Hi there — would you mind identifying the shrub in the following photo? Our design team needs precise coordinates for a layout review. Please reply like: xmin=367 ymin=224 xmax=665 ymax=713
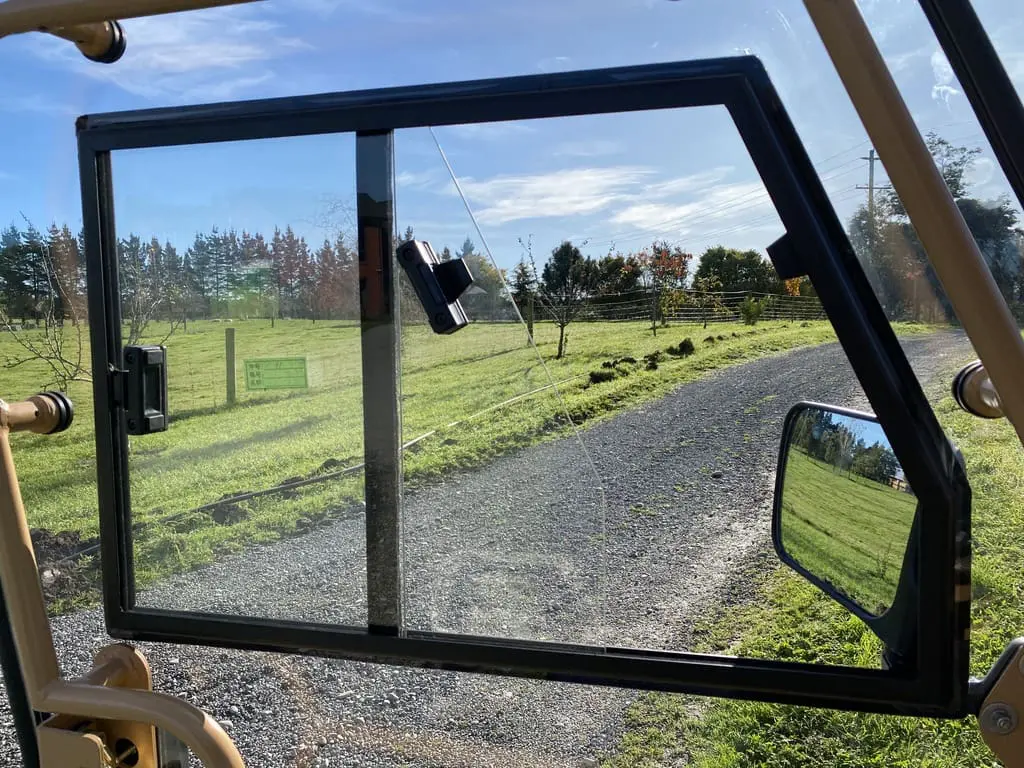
xmin=739 ymin=295 xmax=764 ymax=325
xmin=666 ymin=338 xmax=695 ymax=357
xmin=716 ymin=334 xmax=725 ymax=341
xmin=704 ymin=335 xmax=716 ymax=344
xmin=604 ymin=356 xmax=638 ymax=369
xmin=589 ymin=369 xmax=616 ymax=384
xmin=643 ymin=350 xmax=663 ymax=371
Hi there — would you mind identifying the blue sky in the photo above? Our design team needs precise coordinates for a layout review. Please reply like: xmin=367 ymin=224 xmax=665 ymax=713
xmin=1 ymin=0 xmax=1022 ymax=272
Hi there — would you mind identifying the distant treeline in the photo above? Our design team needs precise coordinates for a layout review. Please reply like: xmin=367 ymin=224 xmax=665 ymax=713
xmin=0 ymin=220 xmax=807 ymax=328
xmin=790 ymin=408 xmax=903 ymax=488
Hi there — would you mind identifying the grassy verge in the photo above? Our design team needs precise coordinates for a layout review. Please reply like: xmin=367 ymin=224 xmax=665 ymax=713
xmin=3 ymin=317 xmax=931 ymax=610
xmin=604 ymin=397 xmax=1022 ymax=768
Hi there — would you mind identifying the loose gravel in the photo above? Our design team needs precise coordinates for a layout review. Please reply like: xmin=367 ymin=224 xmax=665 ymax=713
xmin=0 ymin=333 xmax=974 ymax=767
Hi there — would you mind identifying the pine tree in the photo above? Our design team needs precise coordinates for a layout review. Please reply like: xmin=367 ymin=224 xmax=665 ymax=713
xmin=334 ymin=233 xmax=359 ymax=321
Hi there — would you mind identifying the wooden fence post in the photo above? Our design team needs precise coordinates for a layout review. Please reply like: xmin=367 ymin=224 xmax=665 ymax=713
xmin=225 ymin=327 xmax=236 ymax=405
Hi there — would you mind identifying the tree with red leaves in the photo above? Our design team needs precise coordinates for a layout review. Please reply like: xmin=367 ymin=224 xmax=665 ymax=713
xmin=623 ymin=240 xmax=693 ymax=336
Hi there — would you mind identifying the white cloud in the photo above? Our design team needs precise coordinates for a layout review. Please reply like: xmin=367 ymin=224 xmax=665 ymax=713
xmin=885 ymin=43 xmax=931 ymax=74
xmin=642 ymin=167 xmax=733 ymax=198
xmin=396 ymin=169 xmax=444 ymax=189
xmin=611 ymin=201 xmax=696 ymax=230
xmin=536 ymin=55 xmax=572 ymax=72
xmin=25 ymin=6 xmax=308 ymax=101
xmin=610 ymin=181 xmax=775 ymax=237
xmin=0 ymin=94 xmax=78 ymax=116
xmin=287 ymin=0 xmax=436 ymax=24
xmin=553 ymin=139 xmax=623 ymax=158
xmin=930 ymin=49 xmax=961 ymax=105
xmin=446 ymin=163 xmax=769 ymax=236
xmin=1004 ymin=51 xmax=1024 ymax=86
xmin=965 ymin=156 xmax=997 ymax=192
xmin=458 ymin=166 xmax=653 ymax=225
xmin=446 ymin=122 xmax=537 ymax=141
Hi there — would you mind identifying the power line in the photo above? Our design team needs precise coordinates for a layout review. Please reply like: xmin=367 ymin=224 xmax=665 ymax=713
xmin=528 ymin=126 xmax=994 ymax=259
xmin=571 ymin=152 xmax=884 ymax=251
xmin=566 ymin=137 xmax=877 ymax=248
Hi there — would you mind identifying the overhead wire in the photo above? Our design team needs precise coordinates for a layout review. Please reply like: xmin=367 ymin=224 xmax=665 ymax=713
xmin=570 ymin=150 xmax=879 ymax=250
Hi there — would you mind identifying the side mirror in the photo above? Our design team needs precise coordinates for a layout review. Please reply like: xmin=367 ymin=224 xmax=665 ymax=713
xmin=773 ymin=402 xmax=920 ymax=666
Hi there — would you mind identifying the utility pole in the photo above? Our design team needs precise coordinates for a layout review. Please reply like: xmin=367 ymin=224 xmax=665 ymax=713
xmin=857 ymin=148 xmax=878 ymax=220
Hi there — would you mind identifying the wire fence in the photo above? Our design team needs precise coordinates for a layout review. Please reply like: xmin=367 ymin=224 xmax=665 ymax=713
xmin=157 ymin=288 xmax=824 ymax=412
xmin=574 ymin=289 xmax=826 ymax=324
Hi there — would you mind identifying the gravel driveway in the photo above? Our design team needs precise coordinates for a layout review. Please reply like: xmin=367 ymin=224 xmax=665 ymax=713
xmin=0 ymin=333 xmax=974 ymax=767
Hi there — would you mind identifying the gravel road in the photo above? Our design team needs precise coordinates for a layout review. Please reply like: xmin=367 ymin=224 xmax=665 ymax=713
xmin=0 ymin=333 xmax=974 ymax=767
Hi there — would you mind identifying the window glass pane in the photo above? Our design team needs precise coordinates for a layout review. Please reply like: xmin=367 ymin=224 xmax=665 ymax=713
xmin=110 ymin=134 xmax=368 ymax=625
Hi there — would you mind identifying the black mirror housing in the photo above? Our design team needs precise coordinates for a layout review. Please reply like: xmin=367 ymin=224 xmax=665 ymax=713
xmin=772 ymin=401 xmax=921 ymax=665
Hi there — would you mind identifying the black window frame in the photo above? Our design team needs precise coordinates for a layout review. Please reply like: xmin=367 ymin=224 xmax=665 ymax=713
xmin=77 ymin=55 xmax=971 ymax=717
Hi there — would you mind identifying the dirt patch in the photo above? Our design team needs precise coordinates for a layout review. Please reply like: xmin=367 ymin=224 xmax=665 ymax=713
xmin=29 ymin=528 xmax=101 ymax=605
xmin=210 ymin=504 xmax=250 ymax=525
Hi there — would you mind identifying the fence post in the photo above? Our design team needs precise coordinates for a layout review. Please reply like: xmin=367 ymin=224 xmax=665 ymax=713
xmin=225 ymin=327 xmax=236 ymax=405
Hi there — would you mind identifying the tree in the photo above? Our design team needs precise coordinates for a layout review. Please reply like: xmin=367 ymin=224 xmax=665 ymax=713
xmin=593 ymin=252 xmax=642 ymax=295
xmin=510 ymin=247 xmax=538 ymax=340
xmin=957 ymin=196 xmax=1021 ymax=299
xmin=694 ymin=246 xmax=780 ymax=294
xmin=689 ymin=273 xmax=725 ymax=328
xmin=271 ymin=226 xmax=314 ymax=319
xmin=238 ymin=231 xmax=277 ymax=323
xmin=624 ymin=241 xmax=692 ymax=336
xmin=395 ymin=226 xmax=426 ymax=323
xmin=854 ymin=133 xmax=1022 ymax=321
xmin=457 ymin=237 xmax=476 ymax=260
xmin=119 ymin=233 xmax=184 ymax=345
xmin=0 ymin=225 xmax=89 ymax=389
xmin=455 ymin=236 xmax=509 ymax=321
xmin=881 ymin=132 xmax=981 ymax=219
xmin=333 ymin=233 xmax=359 ymax=321
xmin=537 ymin=240 xmax=596 ymax=359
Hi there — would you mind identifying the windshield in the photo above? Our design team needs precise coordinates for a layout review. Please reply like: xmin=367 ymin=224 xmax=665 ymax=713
xmin=0 ymin=2 xmax=1020 ymax=767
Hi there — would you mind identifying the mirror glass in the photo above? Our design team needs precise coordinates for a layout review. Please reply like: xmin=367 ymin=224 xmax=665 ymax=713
xmin=776 ymin=405 xmax=916 ymax=618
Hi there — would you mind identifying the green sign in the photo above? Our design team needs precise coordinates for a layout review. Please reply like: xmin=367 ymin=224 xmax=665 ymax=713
xmin=244 ymin=357 xmax=308 ymax=391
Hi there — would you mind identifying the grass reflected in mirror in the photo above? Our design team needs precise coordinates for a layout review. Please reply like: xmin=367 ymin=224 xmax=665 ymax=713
xmin=780 ymin=438 xmax=916 ymax=616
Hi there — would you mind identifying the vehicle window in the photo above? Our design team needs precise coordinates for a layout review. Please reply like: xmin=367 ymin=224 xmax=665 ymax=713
xmin=0 ymin=2 xmax=1017 ymax=767
xmin=971 ymin=0 xmax=1024 ymax=108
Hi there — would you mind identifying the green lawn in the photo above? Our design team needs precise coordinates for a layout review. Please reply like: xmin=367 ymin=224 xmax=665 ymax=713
xmin=780 ymin=449 xmax=917 ymax=616
xmin=2 ymin=316 xmax=931 ymax=607
xmin=604 ymin=399 xmax=1022 ymax=768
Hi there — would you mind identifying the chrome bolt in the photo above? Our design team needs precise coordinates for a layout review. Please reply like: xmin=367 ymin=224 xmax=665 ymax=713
xmin=981 ymin=703 xmax=1018 ymax=735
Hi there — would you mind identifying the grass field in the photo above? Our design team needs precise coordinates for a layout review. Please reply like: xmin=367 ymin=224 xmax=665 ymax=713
xmin=5 ymin=315 xmax=876 ymax=608
xmin=604 ymin=399 xmax=1022 ymax=768
xmin=779 ymin=449 xmax=917 ymax=616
